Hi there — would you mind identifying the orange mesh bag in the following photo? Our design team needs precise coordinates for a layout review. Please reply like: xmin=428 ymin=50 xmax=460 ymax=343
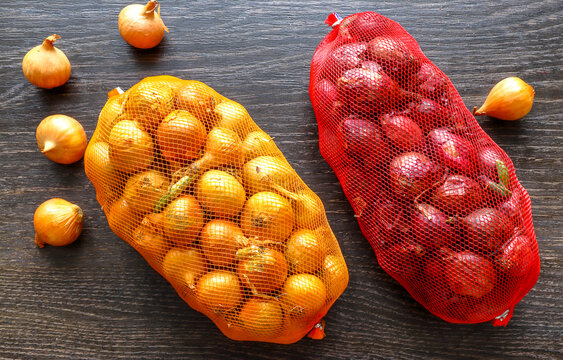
xmin=85 ymin=75 xmax=348 ymax=343
xmin=310 ymin=12 xmax=540 ymax=325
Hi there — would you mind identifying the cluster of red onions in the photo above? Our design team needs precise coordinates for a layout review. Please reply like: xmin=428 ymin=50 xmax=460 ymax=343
xmin=311 ymin=12 xmax=538 ymax=324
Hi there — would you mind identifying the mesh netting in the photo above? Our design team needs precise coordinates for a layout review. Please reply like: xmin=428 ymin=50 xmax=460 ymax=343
xmin=309 ymin=12 xmax=540 ymax=325
xmin=85 ymin=75 xmax=348 ymax=343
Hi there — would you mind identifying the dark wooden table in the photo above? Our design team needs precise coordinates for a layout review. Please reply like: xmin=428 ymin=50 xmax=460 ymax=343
xmin=1 ymin=1 xmax=561 ymax=359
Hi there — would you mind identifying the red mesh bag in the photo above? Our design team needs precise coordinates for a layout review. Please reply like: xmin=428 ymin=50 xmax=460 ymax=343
xmin=310 ymin=12 xmax=540 ymax=325
xmin=85 ymin=76 xmax=348 ymax=343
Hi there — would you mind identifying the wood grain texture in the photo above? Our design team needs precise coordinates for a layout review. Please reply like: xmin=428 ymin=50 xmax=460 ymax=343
xmin=1 ymin=0 xmax=561 ymax=359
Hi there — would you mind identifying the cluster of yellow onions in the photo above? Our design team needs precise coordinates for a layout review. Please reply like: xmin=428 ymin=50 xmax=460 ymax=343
xmin=22 ymin=1 xmax=168 ymax=90
xmin=33 ymin=114 xmax=88 ymax=248
xmin=84 ymin=77 xmax=348 ymax=343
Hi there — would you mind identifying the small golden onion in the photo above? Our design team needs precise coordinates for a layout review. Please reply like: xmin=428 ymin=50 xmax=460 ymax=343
xmin=240 ymin=191 xmax=295 ymax=243
xmin=174 ymin=81 xmax=219 ymax=127
xmin=242 ymin=156 xmax=300 ymax=196
xmin=321 ymin=254 xmax=349 ymax=301
xmin=162 ymin=247 xmax=206 ymax=288
xmin=474 ymin=77 xmax=535 ymax=121
xmin=197 ymin=170 xmax=246 ymax=219
xmin=84 ymin=141 xmax=116 ymax=207
xmin=236 ymin=245 xmax=288 ymax=293
xmin=95 ymin=89 xmax=126 ymax=142
xmin=132 ymin=213 xmax=170 ymax=270
xmin=156 ymin=110 xmax=207 ymax=163
xmin=197 ymin=270 xmax=242 ymax=313
xmin=107 ymin=197 xmax=142 ymax=241
xmin=288 ymin=191 xmax=325 ymax=229
xmin=34 ymin=198 xmax=83 ymax=248
xmin=281 ymin=274 xmax=327 ymax=319
xmin=242 ymin=131 xmax=282 ymax=161
xmin=118 ymin=0 xmax=169 ymax=49
xmin=214 ymin=100 xmax=258 ymax=139
xmin=108 ymin=120 xmax=154 ymax=173
xmin=36 ymin=114 xmax=87 ymax=164
xmin=285 ymin=229 xmax=327 ymax=274
xmin=237 ymin=298 xmax=284 ymax=337
xmin=163 ymin=195 xmax=204 ymax=245
xmin=126 ymin=81 xmax=175 ymax=133
xmin=22 ymin=34 xmax=71 ymax=89
xmin=123 ymin=170 xmax=169 ymax=215
xmin=200 ymin=220 xmax=248 ymax=267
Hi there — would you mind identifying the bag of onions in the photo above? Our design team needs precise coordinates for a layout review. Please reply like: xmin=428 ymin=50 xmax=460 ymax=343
xmin=309 ymin=12 xmax=540 ymax=325
xmin=84 ymin=75 xmax=348 ymax=343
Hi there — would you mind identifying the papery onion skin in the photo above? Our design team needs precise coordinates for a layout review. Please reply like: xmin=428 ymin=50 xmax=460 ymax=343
xmin=22 ymin=34 xmax=71 ymax=89
xmin=118 ymin=0 xmax=169 ymax=49
xmin=34 ymin=198 xmax=83 ymax=248
xmin=36 ymin=114 xmax=87 ymax=164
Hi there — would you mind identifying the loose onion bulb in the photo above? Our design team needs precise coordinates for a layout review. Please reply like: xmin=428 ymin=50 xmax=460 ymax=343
xmin=474 ymin=77 xmax=535 ymax=121
xmin=22 ymin=34 xmax=71 ymax=89
xmin=118 ymin=0 xmax=169 ymax=49
xmin=36 ymin=114 xmax=88 ymax=164
xmin=34 ymin=198 xmax=84 ymax=248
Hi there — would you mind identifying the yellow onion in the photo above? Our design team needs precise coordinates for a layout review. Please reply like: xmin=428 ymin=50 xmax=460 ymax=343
xmin=84 ymin=141 xmax=117 ymax=207
xmin=197 ymin=270 xmax=242 ymax=313
xmin=84 ymin=141 xmax=112 ymax=186
xmin=22 ymin=34 xmax=71 ymax=89
xmin=123 ymin=169 xmax=169 ymax=214
xmin=156 ymin=110 xmax=207 ymax=163
xmin=200 ymin=220 xmax=248 ymax=268
xmin=242 ymin=131 xmax=282 ymax=161
xmin=242 ymin=156 xmax=301 ymax=195
xmin=174 ymin=81 xmax=219 ymax=127
xmin=281 ymin=274 xmax=326 ymax=319
xmin=34 ymin=198 xmax=83 ymax=248
xmin=269 ymin=186 xmax=325 ymax=230
xmin=290 ymin=192 xmax=325 ymax=229
xmin=214 ymin=100 xmax=258 ymax=139
xmin=154 ymin=127 xmax=244 ymax=212
xmin=107 ymin=197 xmax=142 ymax=241
xmin=474 ymin=77 xmax=535 ymax=121
xmin=126 ymin=81 xmax=175 ymax=133
xmin=36 ymin=114 xmax=87 ymax=164
xmin=236 ymin=245 xmax=288 ymax=293
xmin=118 ymin=0 xmax=169 ymax=49
xmin=285 ymin=229 xmax=327 ymax=274
xmin=108 ymin=120 xmax=154 ymax=173
xmin=95 ymin=88 xmax=126 ymax=142
xmin=132 ymin=213 xmax=170 ymax=270
xmin=162 ymin=247 xmax=206 ymax=289
xmin=237 ymin=298 xmax=284 ymax=338
xmin=321 ymin=254 xmax=349 ymax=301
xmin=197 ymin=170 xmax=246 ymax=219
xmin=240 ymin=191 xmax=295 ymax=243
xmin=163 ymin=195 xmax=204 ymax=245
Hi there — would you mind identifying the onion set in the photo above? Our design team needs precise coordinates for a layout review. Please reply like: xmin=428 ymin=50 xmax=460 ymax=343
xmin=34 ymin=198 xmax=83 ymax=248
xmin=237 ymin=245 xmax=288 ymax=293
xmin=118 ymin=0 xmax=169 ymax=49
xmin=474 ymin=77 xmax=534 ymax=121
xmin=36 ymin=114 xmax=87 ymax=164
xmin=22 ymin=34 xmax=71 ymax=89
